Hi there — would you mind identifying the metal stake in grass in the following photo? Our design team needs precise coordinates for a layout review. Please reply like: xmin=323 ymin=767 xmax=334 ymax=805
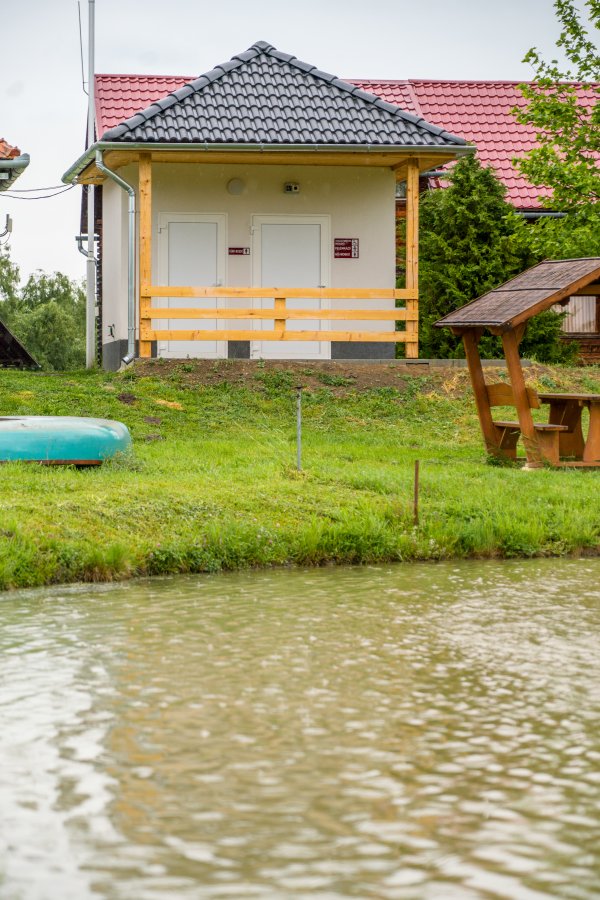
xmin=413 ymin=459 xmax=420 ymax=526
xmin=296 ymin=386 xmax=303 ymax=471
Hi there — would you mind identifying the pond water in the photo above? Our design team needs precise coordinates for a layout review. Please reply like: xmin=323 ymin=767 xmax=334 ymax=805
xmin=1 ymin=560 xmax=600 ymax=899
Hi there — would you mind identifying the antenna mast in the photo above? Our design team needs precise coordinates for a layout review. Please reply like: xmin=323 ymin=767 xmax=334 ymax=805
xmin=85 ymin=0 xmax=96 ymax=368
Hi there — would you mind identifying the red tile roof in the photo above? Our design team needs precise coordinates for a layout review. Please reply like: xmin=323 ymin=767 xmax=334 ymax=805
xmin=0 ymin=138 xmax=21 ymax=160
xmin=94 ymin=75 xmax=598 ymax=210
xmin=351 ymin=79 xmax=597 ymax=209
xmin=95 ymin=75 xmax=193 ymax=135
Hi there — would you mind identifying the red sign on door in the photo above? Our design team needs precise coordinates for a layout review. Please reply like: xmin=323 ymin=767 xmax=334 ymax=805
xmin=334 ymin=238 xmax=359 ymax=259
xmin=228 ymin=247 xmax=250 ymax=256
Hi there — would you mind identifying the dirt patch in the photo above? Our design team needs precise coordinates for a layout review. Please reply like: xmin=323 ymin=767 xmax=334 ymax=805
xmin=131 ymin=358 xmax=599 ymax=398
xmin=133 ymin=359 xmax=461 ymax=395
xmin=117 ymin=392 xmax=138 ymax=405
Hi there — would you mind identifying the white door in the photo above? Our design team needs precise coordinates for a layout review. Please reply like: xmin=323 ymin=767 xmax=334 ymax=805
xmin=251 ymin=215 xmax=330 ymax=360
xmin=157 ymin=213 xmax=227 ymax=359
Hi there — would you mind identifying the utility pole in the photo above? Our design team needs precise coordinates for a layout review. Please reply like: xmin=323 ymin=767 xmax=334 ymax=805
xmin=85 ymin=0 xmax=96 ymax=368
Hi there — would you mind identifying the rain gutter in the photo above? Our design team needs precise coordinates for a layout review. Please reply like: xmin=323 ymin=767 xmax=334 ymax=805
xmin=0 ymin=153 xmax=31 ymax=191
xmin=62 ymin=141 xmax=474 ymax=184
xmin=94 ymin=150 xmax=136 ymax=364
xmin=518 ymin=211 xmax=566 ymax=219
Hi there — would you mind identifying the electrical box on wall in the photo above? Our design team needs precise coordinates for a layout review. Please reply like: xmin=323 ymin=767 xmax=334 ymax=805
xmin=284 ymin=182 xmax=300 ymax=193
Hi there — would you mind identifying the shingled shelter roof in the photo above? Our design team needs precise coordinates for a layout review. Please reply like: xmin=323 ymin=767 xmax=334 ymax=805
xmin=436 ymin=259 xmax=600 ymax=332
xmin=0 ymin=320 xmax=39 ymax=369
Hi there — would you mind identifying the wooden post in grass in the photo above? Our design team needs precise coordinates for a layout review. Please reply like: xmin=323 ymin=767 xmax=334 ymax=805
xmin=296 ymin=386 xmax=303 ymax=471
xmin=501 ymin=330 xmax=541 ymax=468
xmin=413 ymin=459 xmax=420 ymax=526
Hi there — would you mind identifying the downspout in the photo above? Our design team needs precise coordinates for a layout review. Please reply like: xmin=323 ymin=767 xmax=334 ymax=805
xmin=95 ymin=149 xmax=136 ymax=364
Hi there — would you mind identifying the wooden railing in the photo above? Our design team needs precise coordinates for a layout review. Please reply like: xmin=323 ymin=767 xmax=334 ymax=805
xmin=139 ymin=287 xmax=419 ymax=355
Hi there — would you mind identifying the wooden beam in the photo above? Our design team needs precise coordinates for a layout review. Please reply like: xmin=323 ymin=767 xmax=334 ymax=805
xmin=142 ymin=329 xmax=411 ymax=342
xmin=501 ymin=329 xmax=541 ymax=467
xmin=583 ymin=402 xmax=600 ymax=463
xmin=462 ymin=330 xmax=500 ymax=455
xmin=138 ymin=152 xmax=152 ymax=358
xmin=146 ymin=307 xmax=416 ymax=320
xmin=144 ymin=285 xmax=415 ymax=300
xmin=393 ymin=154 xmax=459 ymax=177
xmin=514 ymin=322 xmax=527 ymax=344
xmin=572 ymin=285 xmax=600 ymax=296
xmin=405 ymin=159 xmax=420 ymax=359
xmin=77 ymin=148 xmax=464 ymax=184
xmin=274 ymin=296 xmax=286 ymax=338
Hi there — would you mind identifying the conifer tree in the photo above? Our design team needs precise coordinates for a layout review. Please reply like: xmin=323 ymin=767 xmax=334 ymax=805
xmin=417 ymin=155 xmax=577 ymax=362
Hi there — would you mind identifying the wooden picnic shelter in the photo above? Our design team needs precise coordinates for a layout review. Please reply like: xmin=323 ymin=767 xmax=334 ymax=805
xmin=436 ymin=258 xmax=600 ymax=468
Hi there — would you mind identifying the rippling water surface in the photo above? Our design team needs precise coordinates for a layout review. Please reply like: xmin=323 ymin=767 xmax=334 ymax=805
xmin=1 ymin=560 xmax=600 ymax=899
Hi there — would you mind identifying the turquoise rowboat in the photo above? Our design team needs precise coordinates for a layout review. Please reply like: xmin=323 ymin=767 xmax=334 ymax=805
xmin=0 ymin=416 xmax=132 ymax=465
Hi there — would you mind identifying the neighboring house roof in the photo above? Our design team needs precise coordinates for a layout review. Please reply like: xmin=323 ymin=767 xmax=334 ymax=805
xmin=95 ymin=76 xmax=194 ymax=135
xmin=436 ymin=258 xmax=600 ymax=331
xmin=0 ymin=138 xmax=30 ymax=191
xmin=0 ymin=139 xmax=21 ymax=159
xmin=94 ymin=71 xmax=597 ymax=210
xmin=0 ymin=319 xmax=39 ymax=369
xmin=98 ymin=41 xmax=467 ymax=148
xmin=351 ymin=79 xmax=598 ymax=209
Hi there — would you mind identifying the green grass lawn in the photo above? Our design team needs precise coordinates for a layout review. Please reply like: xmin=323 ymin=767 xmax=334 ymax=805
xmin=1 ymin=361 xmax=599 ymax=590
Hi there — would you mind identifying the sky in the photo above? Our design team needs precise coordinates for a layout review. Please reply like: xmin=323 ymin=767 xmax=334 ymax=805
xmin=0 ymin=0 xmax=583 ymax=283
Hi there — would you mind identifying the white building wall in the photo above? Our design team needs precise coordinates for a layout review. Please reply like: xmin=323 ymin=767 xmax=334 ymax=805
xmin=101 ymin=162 xmax=397 ymax=356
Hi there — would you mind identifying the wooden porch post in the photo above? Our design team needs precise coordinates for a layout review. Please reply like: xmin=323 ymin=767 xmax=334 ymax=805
xmin=405 ymin=159 xmax=419 ymax=359
xmin=462 ymin=330 xmax=499 ymax=454
xmin=501 ymin=329 xmax=541 ymax=467
xmin=139 ymin=152 xmax=152 ymax=359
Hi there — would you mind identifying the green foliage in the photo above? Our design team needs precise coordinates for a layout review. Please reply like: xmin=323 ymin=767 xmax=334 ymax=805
xmin=418 ymin=155 xmax=535 ymax=358
xmin=12 ymin=301 xmax=85 ymax=370
xmin=514 ymin=0 xmax=600 ymax=210
xmin=520 ymin=204 xmax=600 ymax=259
xmin=418 ymin=155 xmax=583 ymax=364
xmin=0 ymin=248 xmax=20 ymax=314
xmin=0 ymin=251 xmax=85 ymax=370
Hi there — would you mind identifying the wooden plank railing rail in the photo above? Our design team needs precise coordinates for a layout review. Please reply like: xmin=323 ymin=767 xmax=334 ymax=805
xmin=139 ymin=286 xmax=419 ymax=348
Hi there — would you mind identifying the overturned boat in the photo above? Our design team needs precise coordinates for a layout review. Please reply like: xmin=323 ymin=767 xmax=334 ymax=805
xmin=0 ymin=416 xmax=132 ymax=465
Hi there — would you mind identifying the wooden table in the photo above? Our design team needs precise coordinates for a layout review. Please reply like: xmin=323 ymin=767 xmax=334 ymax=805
xmin=538 ymin=393 xmax=600 ymax=464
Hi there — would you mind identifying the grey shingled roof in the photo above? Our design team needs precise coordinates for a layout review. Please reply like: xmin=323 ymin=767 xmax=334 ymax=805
xmin=101 ymin=41 xmax=469 ymax=147
xmin=436 ymin=259 xmax=600 ymax=331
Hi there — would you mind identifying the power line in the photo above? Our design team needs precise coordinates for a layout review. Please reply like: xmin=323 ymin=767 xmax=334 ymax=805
xmin=4 ymin=185 xmax=71 ymax=193
xmin=1 ymin=186 xmax=76 ymax=200
xmin=78 ymin=1 xmax=88 ymax=96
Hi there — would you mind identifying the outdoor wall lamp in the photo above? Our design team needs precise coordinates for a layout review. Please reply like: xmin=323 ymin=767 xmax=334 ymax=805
xmin=227 ymin=178 xmax=245 ymax=195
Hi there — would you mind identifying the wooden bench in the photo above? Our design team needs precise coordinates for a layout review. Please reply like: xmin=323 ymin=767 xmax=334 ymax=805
xmin=486 ymin=383 xmax=568 ymax=464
